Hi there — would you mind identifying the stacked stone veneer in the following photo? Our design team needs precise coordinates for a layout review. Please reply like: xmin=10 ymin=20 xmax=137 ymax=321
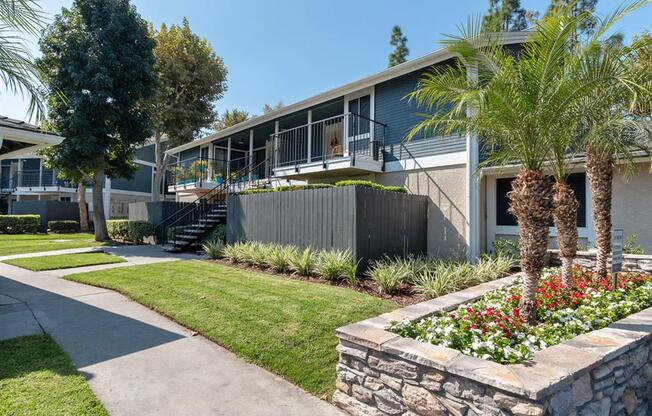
xmin=334 ymin=274 xmax=652 ymax=416
xmin=548 ymin=250 xmax=652 ymax=273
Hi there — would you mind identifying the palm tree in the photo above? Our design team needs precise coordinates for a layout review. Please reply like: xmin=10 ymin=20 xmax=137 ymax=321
xmin=406 ymin=1 xmax=649 ymax=322
xmin=0 ymin=0 xmax=45 ymax=119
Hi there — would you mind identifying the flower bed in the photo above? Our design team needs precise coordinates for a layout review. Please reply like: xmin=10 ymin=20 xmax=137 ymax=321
xmin=392 ymin=267 xmax=652 ymax=364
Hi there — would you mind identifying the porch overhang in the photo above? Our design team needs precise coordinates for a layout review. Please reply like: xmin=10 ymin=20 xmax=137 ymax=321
xmin=0 ymin=117 xmax=63 ymax=160
xmin=272 ymin=157 xmax=383 ymax=180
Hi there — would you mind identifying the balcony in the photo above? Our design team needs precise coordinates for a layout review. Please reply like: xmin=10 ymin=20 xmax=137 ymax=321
xmin=2 ymin=170 xmax=75 ymax=193
xmin=166 ymin=156 xmax=270 ymax=194
xmin=271 ymin=112 xmax=386 ymax=180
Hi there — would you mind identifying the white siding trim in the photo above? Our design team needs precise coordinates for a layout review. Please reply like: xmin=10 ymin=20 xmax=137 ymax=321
xmin=383 ymin=151 xmax=467 ymax=172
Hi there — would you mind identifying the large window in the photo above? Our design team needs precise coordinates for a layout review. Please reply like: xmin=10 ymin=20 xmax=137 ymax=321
xmin=496 ymin=172 xmax=587 ymax=227
xmin=348 ymin=95 xmax=370 ymax=136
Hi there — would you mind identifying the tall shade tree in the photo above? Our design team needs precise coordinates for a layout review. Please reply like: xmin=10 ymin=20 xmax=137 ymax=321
xmin=213 ymin=109 xmax=251 ymax=131
xmin=39 ymin=0 xmax=156 ymax=241
xmin=0 ymin=0 xmax=45 ymax=119
xmin=149 ymin=18 xmax=227 ymax=201
xmin=405 ymin=1 xmax=647 ymax=322
xmin=388 ymin=25 xmax=409 ymax=67
xmin=547 ymin=0 xmax=598 ymax=41
xmin=482 ymin=0 xmax=536 ymax=32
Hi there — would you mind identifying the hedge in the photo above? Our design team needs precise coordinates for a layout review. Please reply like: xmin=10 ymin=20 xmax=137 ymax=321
xmin=107 ymin=220 xmax=153 ymax=244
xmin=0 ymin=215 xmax=40 ymax=234
xmin=239 ymin=181 xmax=406 ymax=195
xmin=48 ymin=220 xmax=80 ymax=233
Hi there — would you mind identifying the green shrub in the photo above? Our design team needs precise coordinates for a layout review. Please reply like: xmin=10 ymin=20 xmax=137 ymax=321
xmin=202 ymin=240 xmax=225 ymax=259
xmin=473 ymin=253 xmax=514 ymax=283
xmin=223 ymin=242 xmax=246 ymax=263
xmin=333 ymin=180 xmax=407 ymax=193
xmin=47 ymin=220 xmax=80 ymax=233
xmin=0 ymin=215 xmax=40 ymax=234
xmin=267 ymin=245 xmax=297 ymax=273
xmin=367 ymin=259 xmax=411 ymax=294
xmin=624 ymin=235 xmax=645 ymax=255
xmin=492 ymin=238 xmax=520 ymax=258
xmin=202 ymin=224 xmax=226 ymax=243
xmin=106 ymin=220 xmax=153 ymax=244
xmin=240 ymin=184 xmax=334 ymax=195
xmin=414 ymin=266 xmax=461 ymax=298
xmin=314 ymin=249 xmax=356 ymax=282
xmin=289 ymin=246 xmax=315 ymax=276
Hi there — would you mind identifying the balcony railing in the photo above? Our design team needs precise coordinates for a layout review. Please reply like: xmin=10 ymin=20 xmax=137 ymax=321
xmin=1 ymin=170 xmax=74 ymax=190
xmin=272 ymin=112 xmax=387 ymax=171
xmin=166 ymin=156 xmax=269 ymax=189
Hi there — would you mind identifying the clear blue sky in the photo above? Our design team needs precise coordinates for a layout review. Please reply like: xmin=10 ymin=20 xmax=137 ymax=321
xmin=1 ymin=0 xmax=651 ymax=122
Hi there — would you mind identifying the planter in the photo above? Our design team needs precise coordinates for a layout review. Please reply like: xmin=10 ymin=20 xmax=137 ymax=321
xmin=334 ymin=274 xmax=652 ymax=416
xmin=548 ymin=250 xmax=652 ymax=274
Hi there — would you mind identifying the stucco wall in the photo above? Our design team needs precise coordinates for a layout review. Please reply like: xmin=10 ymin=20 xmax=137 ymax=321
xmin=612 ymin=163 xmax=652 ymax=254
xmin=376 ymin=164 xmax=467 ymax=258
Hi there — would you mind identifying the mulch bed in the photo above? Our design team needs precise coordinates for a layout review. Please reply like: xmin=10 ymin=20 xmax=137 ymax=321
xmin=207 ymin=258 xmax=428 ymax=306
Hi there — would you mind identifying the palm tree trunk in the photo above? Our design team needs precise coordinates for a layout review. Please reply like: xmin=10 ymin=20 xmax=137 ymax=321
xmin=508 ymin=169 xmax=553 ymax=324
xmin=552 ymin=181 xmax=579 ymax=288
xmin=586 ymin=149 xmax=613 ymax=280
xmin=77 ymin=182 xmax=89 ymax=232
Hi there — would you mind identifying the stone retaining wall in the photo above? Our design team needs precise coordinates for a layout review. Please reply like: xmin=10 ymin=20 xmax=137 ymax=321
xmin=548 ymin=250 xmax=652 ymax=273
xmin=334 ymin=275 xmax=652 ymax=416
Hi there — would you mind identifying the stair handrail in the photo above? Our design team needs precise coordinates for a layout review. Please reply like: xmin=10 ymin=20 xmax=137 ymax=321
xmin=154 ymin=158 xmax=269 ymax=243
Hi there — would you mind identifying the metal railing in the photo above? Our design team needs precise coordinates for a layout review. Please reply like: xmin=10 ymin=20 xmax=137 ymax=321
xmin=155 ymin=158 xmax=269 ymax=246
xmin=165 ymin=155 xmax=270 ymax=190
xmin=272 ymin=112 xmax=387 ymax=172
xmin=2 ymin=170 xmax=73 ymax=190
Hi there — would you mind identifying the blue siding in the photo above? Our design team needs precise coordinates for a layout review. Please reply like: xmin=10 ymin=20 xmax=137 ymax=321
xmin=179 ymin=146 xmax=200 ymax=162
xmin=136 ymin=142 xmax=157 ymax=163
xmin=374 ymin=66 xmax=465 ymax=161
xmin=111 ymin=163 xmax=152 ymax=193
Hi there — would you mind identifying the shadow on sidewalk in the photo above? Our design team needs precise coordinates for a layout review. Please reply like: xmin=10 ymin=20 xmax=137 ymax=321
xmin=0 ymin=276 xmax=185 ymax=368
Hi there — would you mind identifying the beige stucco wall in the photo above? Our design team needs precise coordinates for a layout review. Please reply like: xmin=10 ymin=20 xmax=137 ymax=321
xmin=612 ymin=163 xmax=652 ymax=253
xmin=376 ymin=165 xmax=467 ymax=258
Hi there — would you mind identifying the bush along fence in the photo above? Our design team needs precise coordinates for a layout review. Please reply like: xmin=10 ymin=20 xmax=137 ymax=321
xmin=48 ymin=220 xmax=80 ymax=233
xmin=106 ymin=220 xmax=153 ymax=244
xmin=227 ymin=185 xmax=428 ymax=271
xmin=0 ymin=215 xmax=40 ymax=234
xmin=333 ymin=269 xmax=652 ymax=416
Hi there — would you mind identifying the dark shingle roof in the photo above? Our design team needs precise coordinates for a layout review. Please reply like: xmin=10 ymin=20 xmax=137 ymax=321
xmin=0 ymin=115 xmax=57 ymax=136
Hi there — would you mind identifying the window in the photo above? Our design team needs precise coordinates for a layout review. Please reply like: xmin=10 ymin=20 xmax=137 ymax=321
xmin=348 ymin=95 xmax=370 ymax=136
xmin=60 ymin=197 xmax=72 ymax=202
xmin=496 ymin=173 xmax=587 ymax=227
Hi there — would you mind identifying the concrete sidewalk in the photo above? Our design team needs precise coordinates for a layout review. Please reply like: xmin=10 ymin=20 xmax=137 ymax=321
xmin=0 ymin=261 xmax=342 ymax=416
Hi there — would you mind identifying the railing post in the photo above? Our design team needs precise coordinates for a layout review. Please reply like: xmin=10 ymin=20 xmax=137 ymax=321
xmin=351 ymin=114 xmax=356 ymax=166
xmin=307 ymin=110 xmax=312 ymax=163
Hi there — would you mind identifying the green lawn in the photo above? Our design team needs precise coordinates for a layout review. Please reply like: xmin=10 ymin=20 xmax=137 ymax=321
xmin=0 ymin=233 xmax=105 ymax=256
xmin=0 ymin=335 xmax=108 ymax=416
xmin=66 ymin=260 xmax=395 ymax=398
xmin=4 ymin=252 xmax=126 ymax=271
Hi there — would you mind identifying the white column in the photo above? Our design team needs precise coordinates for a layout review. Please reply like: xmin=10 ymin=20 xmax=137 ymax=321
xmin=38 ymin=159 xmax=43 ymax=187
xmin=104 ymin=177 xmax=112 ymax=219
xmin=207 ymin=143 xmax=214 ymax=181
xmin=307 ymin=110 xmax=312 ymax=163
xmin=17 ymin=159 xmax=23 ymax=187
xmin=465 ymin=62 xmax=481 ymax=262
xmin=248 ymin=130 xmax=254 ymax=182
xmin=226 ymin=137 xmax=232 ymax=181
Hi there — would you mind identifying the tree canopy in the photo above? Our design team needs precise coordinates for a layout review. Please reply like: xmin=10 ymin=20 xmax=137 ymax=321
xmin=483 ymin=0 xmax=536 ymax=32
xmin=213 ymin=109 xmax=251 ymax=131
xmin=149 ymin=18 xmax=227 ymax=149
xmin=388 ymin=25 xmax=409 ymax=67
xmin=38 ymin=0 xmax=156 ymax=239
xmin=262 ymin=101 xmax=284 ymax=114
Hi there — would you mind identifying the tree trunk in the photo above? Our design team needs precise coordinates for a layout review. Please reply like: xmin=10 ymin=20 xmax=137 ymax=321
xmin=92 ymin=169 xmax=109 ymax=242
xmin=77 ymin=182 xmax=89 ymax=232
xmin=586 ymin=149 xmax=613 ymax=280
xmin=552 ymin=181 xmax=579 ymax=288
xmin=152 ymin=131 xmax=169 ymax=202
xmin=508 ymin=169 xmax=553 ymax=324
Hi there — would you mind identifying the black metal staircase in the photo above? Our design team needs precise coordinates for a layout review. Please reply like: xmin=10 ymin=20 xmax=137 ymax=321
xmin=155 ymin=159 xmax=268 ymax=252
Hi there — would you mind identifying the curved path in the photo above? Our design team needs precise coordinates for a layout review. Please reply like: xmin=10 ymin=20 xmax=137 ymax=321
xmin=0 ymin=248 xmax=342 ymax=416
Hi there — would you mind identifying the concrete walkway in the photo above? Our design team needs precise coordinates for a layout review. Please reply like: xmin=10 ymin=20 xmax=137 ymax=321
xmin=0 ymin=254 xmax=342 ymax=415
